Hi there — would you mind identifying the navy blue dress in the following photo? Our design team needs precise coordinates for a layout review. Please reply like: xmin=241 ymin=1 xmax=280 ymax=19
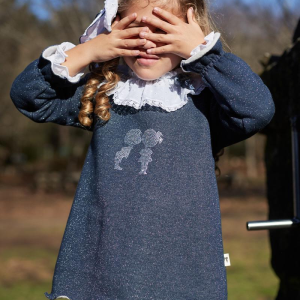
xmin=10 ymin=39 xmax=275 ymax=300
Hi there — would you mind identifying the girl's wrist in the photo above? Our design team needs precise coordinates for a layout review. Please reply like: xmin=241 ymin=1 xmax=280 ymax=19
xmin=80 ymin=39 xmax=98 ymax=65
xmin=61 ymin=43 xmax=93 ymax=76
xmin=66 ymin=43 xmax=93 ymax=66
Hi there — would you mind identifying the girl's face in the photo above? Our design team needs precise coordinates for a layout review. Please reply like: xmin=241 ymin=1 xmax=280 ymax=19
xmin=120 ymin=0 xmax=185 ymax=81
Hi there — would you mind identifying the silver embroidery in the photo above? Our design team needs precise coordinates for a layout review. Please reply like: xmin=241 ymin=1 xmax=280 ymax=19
xmin=114 ymin=129 xmax=142 ymax=170
xmin=114 ymin=128 xmax=163 ymax=174
xmin=138 ymin=129 xmax=163 ymax=175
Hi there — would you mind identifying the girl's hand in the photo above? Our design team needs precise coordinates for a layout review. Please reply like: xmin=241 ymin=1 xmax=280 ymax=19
xmin=138 ymin=7 xmax=206 ymax=59
xmin=86 ymin=13 xmax=149 ymax=63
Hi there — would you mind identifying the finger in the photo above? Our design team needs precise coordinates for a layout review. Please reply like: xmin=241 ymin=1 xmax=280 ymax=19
xmin=114 ymin=12 xmax=137 ymax=30
xmin=141 ymin=15 xmax=173 ymax=33
xmin=120 ymin=27 xmax=149 ymax=39
xmin=112 ymin=14 xmax=121 ymax=29
xmin=117 ymin=49 xmax=140 ymax=57
xmin=119 ymin=38 xmax=147 ymax=49
xmin=152 ymin=7 xmax=182 ymax=25
xmin=146 ymin=44 xmax=173 ymax=55
xmin=139 ymin=31 xmax=171 ymax=44
xmin=142 ymin=40 xmax=157 ymax=49
xmin=187 ymin=7 xmax=196 ymax=24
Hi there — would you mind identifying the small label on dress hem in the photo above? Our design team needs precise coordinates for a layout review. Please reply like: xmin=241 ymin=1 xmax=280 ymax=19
xmin=224 ymin=253 xmax=231 ymax=266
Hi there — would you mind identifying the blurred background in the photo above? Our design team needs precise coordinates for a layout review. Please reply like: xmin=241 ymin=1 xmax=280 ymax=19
xmin=1 ymin=0 xmax=299 ymax=299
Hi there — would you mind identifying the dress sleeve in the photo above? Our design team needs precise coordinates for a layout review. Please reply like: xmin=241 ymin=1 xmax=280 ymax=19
xmin=180 ymin=34 xmax=275 ymax=154
xmin=10 ymin=53 xmax=94 ymax=132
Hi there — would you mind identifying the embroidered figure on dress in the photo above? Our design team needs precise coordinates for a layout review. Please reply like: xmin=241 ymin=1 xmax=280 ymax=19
xmin=114 ymin=129 xmax=142 ymax=170
xmin=138 ymin=129 xmax=163 ymax=175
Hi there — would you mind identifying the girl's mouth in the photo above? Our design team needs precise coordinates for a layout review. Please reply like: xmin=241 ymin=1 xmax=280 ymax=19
xmin=136 ymin=57 xmax=160 ymax=66
xmin=136 ymin=53 xmax=160 ymax=66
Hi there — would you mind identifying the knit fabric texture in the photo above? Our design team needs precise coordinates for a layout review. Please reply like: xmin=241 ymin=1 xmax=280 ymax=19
xmin=10 ymin=38 xmax=275 ymax=300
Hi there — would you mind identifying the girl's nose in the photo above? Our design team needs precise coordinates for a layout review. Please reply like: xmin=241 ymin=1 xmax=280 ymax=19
xmin=139 ymin=24 xmax=157 ymax=49
xmin=141 ymin=40 xmax=157 ymax=49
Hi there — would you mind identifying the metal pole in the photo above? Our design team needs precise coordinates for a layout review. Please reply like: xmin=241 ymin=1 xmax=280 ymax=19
xmin=291 ymin=115 xmax=300 ymax=219
xmin=246 ymin=115 xmax=300 ymax=231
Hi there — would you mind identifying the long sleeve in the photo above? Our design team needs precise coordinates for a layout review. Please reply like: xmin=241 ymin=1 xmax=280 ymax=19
xmin=181 ymin=36 xmax=275 ymax=154
xmin=10 ymin=54 xmax=93 ymax=132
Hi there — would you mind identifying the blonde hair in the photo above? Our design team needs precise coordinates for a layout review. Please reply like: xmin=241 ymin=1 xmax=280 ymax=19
xmin=79 ymin=0 xmax=226 ymax=176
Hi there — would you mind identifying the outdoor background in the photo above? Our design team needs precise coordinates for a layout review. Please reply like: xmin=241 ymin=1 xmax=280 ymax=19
xmin=1 ymin=0 xmax=299 ymax=299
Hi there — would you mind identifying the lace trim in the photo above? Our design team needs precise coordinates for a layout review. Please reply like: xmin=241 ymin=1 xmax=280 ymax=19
xmin=42 ymin=43 xmax=84 ymax=83
xmin=181 ymin=32 xmax=221 ymax=72
xmin=101 ymin=66 xmax=206 ymax=112
xmin=108 ymin=96 xmax=170 ymax=115
xmin=190 ymin=31 xmax=216 ymax=56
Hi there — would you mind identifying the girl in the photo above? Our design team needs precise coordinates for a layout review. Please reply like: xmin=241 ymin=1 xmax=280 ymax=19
xmin=10 ymin=0 xmax=275 ymax=299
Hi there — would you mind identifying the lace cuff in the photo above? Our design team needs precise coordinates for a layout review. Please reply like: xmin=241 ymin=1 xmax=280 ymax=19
xmin=190 ymin=31 xmax=216 ymax=55
xmin=42 ymin=42 xmax=85 ymax=83
xmin=180 ymin=32 xmax=221 ymax=72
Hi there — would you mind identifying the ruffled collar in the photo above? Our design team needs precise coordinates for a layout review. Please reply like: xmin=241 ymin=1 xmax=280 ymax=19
xmin=99 ymin=64 xmax=206 ymax=112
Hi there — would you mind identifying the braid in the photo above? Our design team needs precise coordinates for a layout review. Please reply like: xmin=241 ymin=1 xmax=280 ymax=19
xmin=78 ymin=58 xmax=121 ymax=127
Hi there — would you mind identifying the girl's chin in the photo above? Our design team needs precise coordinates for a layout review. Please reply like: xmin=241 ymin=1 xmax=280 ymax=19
xmin=131 ymin=64 xmax=167 ymax=81
xmin=132 ymin=71 xmax=162 ymax=81
xmin=129 ymin=68 xmax=152 ymax=80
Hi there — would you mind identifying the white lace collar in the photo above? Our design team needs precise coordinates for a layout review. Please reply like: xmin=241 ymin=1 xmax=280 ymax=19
xmin=99 ymin=64 xmax=206 ymax=112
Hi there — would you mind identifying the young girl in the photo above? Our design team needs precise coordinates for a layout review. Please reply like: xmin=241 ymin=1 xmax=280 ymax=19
xmin=10 ymin=0 xmax=275 ymax=299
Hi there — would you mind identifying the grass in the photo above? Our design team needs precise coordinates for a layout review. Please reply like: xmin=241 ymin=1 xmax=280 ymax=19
xmin=0 ymin=282 xmax=51 ymax=300
xmin=225 ymin=238 xmax=278 ymax=299
xmin=220 ymin=191 xmax=279 ymax=300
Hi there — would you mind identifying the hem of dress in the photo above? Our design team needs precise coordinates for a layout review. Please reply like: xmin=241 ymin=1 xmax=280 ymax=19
xmin=45 ymin=292 xmax=71 ymax=300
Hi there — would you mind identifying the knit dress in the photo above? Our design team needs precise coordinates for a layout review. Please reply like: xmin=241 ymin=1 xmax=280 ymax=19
xmin=10 ymin=38 xmax=275 ymax=300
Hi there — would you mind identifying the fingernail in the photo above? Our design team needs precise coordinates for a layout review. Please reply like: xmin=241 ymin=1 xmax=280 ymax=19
xmin=190 ymin=7 xmax=194 ymax=12
xmin=140 ymin=32 xmax=146 ymax=37
xmin=153 ymin=7 xmax=160 ymax=12
xmin=132 ymin=13 xmax=137 ymax=17
xmin=147 ymin=49 xmax=152 ymax=53
xmin=142 ymin=16 xmax=147 ymax=22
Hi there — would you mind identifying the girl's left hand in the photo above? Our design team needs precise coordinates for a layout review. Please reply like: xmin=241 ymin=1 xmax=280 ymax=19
xmin=139 ymin=7 xmax=206 ymax=59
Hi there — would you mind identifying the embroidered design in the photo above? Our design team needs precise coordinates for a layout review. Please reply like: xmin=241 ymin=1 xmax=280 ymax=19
xmin=114 ymin=129 xmax=142 ymax=170
xmin=114 ymin=128 xmax=163 ymax=174
xmin=138 ymin=129 xmax=163 ymax=175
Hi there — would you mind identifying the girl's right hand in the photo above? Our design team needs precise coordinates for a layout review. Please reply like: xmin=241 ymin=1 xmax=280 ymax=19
xmin=86 ymin=13 xmax=149 ymax=63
